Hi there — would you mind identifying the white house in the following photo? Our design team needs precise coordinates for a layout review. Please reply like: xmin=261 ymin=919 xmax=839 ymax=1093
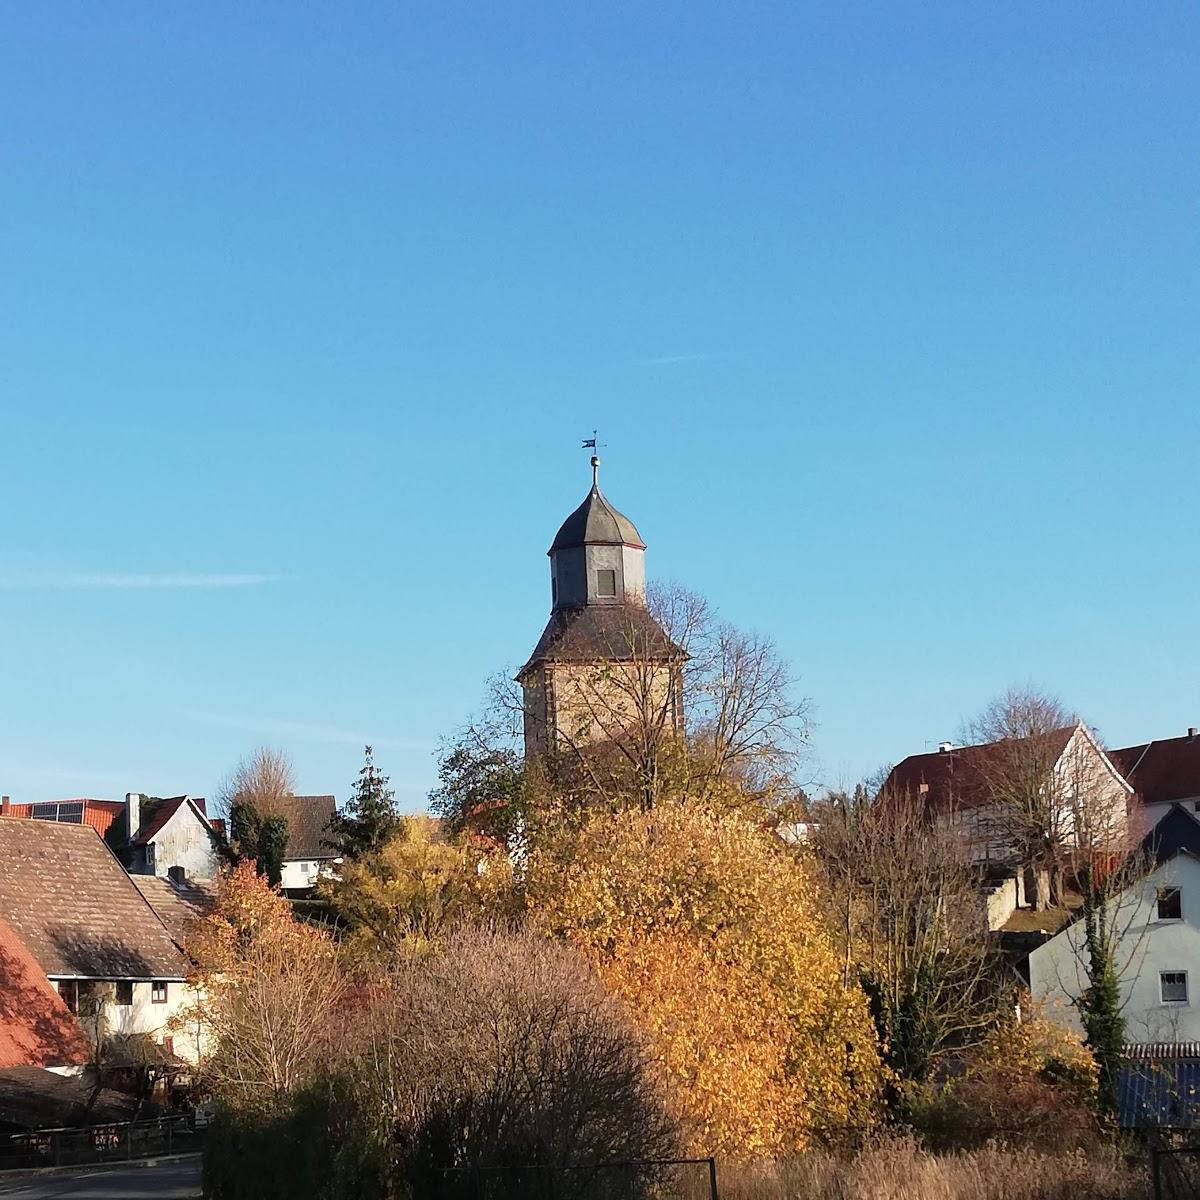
xmin=885 ymin=722 xmax=1133 ymax=927
xmin=0 ymin=817 xmax=204 ymax=1063
xmin=124 ymin=793 xmax=225 ymax=880
xmin=1029 ymin=806 xmax=1200 ymax=1045
xmin=265 ymin=794 xmax=340 ymax=892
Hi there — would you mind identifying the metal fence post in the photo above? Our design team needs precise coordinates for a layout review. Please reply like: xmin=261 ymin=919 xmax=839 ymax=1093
xmin=167 ymin=1118 xmax=173 ymax=1155
xmin=52 ymin=1131 xmax=61 ymax=1169
xmin=1151 ymin=1147 xmax=1162 ymax=1200
xmin=708 ymin=1156 xmax=719 ymax=1200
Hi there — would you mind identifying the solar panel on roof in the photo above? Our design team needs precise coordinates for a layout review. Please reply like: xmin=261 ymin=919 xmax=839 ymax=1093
xmin=28 ymin=801 xmax=85 ymax=823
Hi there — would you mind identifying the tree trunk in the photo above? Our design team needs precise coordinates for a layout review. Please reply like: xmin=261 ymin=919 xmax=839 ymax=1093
xmin=1032 ymin=864 xmax=1053 ymax=912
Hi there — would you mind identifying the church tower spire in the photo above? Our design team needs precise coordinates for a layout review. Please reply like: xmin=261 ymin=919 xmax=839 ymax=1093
xmin=546 ymin=455 xmax=646 ymax=611
xmin=518 ymin=458 xmax=681 ymax=760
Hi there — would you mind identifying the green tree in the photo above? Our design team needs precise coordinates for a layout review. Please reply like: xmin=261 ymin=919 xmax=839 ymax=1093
xmin=325 ymin=746 xmax=401 ymax=859
xmin=258 ymin=815 xmax=289 ymax=889
xmin=429 ymin=732 xmax=527 ymax=845
xmin=230 ymin=801 xmax=289 ymax=888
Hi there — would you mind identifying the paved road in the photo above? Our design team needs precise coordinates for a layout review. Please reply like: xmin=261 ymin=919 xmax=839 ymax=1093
xmin=0 ymin=1157 xmax=201 ymax=1199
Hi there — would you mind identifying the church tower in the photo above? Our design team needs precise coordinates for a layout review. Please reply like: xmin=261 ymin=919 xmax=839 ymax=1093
xmin=519 ymin=456 xmax=682 ymax=760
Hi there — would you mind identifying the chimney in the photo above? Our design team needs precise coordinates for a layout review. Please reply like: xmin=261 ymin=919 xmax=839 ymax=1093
xmin=1 ymin=796 xmax=9 ymax=814
xmin=167 ymin=865 xmax=187 ymax=886
xmin=938 ymin=742 xmax=955 ymax=754
xmin=1189 ymin=728 xmax=1198 ymax=739
xmin=125 ymin=792 xmax=141 ymax=843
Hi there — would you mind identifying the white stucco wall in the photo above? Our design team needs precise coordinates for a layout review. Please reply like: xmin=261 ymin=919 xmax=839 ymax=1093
xmin=55 ymin=978 xmax=208 ymax=1064
xmin=148 ymin=803 xmax=222 ymax=880
xmin=1029 ymin=853 xmax=1200 ymax=1043
xmin=948 ymin=726 xmax=1132 ymax=867
xmin=280 ymin=857 xmax=338 ymax=891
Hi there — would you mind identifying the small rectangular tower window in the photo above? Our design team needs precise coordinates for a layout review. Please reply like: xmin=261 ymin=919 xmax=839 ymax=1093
xmin=1161 ymin=971 xmax=1189 ymax=1003
xmin=152 ymin=981 xmax=168 ymax=1004
xmin=597 ymin=569 xmax=617 ymax=597
xmin=1157 ymin=887 xmax=1183 ymax=921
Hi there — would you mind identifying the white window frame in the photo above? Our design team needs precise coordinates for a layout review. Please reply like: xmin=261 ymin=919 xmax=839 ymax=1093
xmin=1160 ymin=970 xmax=1189 ymax=1004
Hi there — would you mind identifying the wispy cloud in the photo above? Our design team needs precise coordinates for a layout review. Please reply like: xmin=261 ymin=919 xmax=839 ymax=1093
xmin=182 ymin=710 xmax=434 ymax=755
xmin=0 ymin=570 xmax=283 ymax=590
xmin=637 ymin=352 xmax=721 ymax=367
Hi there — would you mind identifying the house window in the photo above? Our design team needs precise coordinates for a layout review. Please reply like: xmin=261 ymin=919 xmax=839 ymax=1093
xmin=115 ymin=981 xmax=134 ymax=1006
xmin=596 ymin=569 xmax=617 ymax=597
xmin=151 ymin=981 xmax=168 ymax=1004
xmin=57 ymin=981 xmax=77 ymax=1013
xmin=1157 ymin=887 xmax=1183 ymax=921
xmin=1161 ymin=971 xmax=1189 ymax=1003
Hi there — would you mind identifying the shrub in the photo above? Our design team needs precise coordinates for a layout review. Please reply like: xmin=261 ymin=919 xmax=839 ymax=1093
xmin=906 ymin=1005 xmax=1099 ymax=1152
xmin=202 ymin=926 xmax=674 ymax=1200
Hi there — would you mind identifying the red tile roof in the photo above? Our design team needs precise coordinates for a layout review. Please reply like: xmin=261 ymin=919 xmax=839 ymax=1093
xmin=0 ymin=919 xmax=91 ymax=1069
xmin=131 ymin=797 xmax=187 ymax=846
xmin=1109 ymin=734 xmax=1200 ymax=807
xmin=883 ymin=726 xmax=1077 ymax=813
xmin=0 ymin=799 xmax=126 ymax=839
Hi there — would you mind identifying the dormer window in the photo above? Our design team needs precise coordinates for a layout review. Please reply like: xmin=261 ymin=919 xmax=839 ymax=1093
xmin=597 ymin=569 xmax=617 ymax=597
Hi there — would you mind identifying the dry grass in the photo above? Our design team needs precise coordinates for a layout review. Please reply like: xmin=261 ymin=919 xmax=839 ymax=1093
xmin=711 ymin=1136 xmax=1149 ymax=1200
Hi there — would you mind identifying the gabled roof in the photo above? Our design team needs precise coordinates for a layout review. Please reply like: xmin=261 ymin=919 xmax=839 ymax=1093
xmin=132 ymin=795 xmax=219 ymax=847
xmin=259 ymin=795 xmax=337 ymax=861
xmin=0 ymin=920 xmax=91 ymax=1070
xmin=883 ymin=726 xmax=1078 ymax=813
xmin=131 ymin=875 xmax=216 ymax=949
xmin=1137 ymin=803 xmax=1200 ymax=867
xmin=520 ymin=603 xmax=681 ymax=677
xmin=0 ymin=819 xmax=187 ymax=980
xmin=1110 ymin=733 xmax=1200 ymax=806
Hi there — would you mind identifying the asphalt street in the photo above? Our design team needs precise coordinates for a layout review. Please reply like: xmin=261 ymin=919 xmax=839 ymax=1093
xmin=0 ymin=1157 xmax=201 ymax=1199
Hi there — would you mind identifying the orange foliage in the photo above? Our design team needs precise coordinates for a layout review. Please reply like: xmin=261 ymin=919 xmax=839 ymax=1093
xmin=527 ymin=804 xmax=883 ymax=1159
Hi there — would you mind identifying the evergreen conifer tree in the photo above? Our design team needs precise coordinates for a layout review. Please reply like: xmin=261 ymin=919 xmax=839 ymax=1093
xmin=326 ymin=745 xmax=401 ymax=858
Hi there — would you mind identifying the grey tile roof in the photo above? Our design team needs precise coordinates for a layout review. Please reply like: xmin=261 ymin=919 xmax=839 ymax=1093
xmin=130 ymin=875 xmax=216 ymax=949
xmin=0 ymin=1066 xmax=158 ymax=1130
xmin=549 ymin=484 xmax=644 ymax=552
xmin=0 ymin=818 xmax=187 ymax=981
xmin=520 ymin=603 xmax=680 ymax=676
xmin=259 ymin=795 xmax=337 ymax=860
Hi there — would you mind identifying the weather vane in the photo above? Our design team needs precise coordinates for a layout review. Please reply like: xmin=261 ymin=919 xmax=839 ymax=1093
xmin=581 ymin=430 xmax=606 ymax=485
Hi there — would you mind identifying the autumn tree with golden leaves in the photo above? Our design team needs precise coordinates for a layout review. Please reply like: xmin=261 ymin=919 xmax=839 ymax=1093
xmin=525 ymin=804 xmax=883 ymax=1158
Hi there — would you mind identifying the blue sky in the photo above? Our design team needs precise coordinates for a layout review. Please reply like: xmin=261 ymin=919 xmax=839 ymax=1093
xmin=2 ymin=3 xmax=1197 ymax=806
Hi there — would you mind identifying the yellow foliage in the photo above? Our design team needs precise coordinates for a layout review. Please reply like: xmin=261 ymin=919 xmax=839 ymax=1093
xmin=321 ymin=814 xmax=514 ymax=953
xmin=973 ymin=998 xmax=1097 ymax=1098
xmin=526 ymin=804 xmax=883 ymax=1158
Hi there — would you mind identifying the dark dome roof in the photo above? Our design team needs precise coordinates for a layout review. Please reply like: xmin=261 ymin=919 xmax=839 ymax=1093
xmin=549 ymin=484 xmax=645 ymax=553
